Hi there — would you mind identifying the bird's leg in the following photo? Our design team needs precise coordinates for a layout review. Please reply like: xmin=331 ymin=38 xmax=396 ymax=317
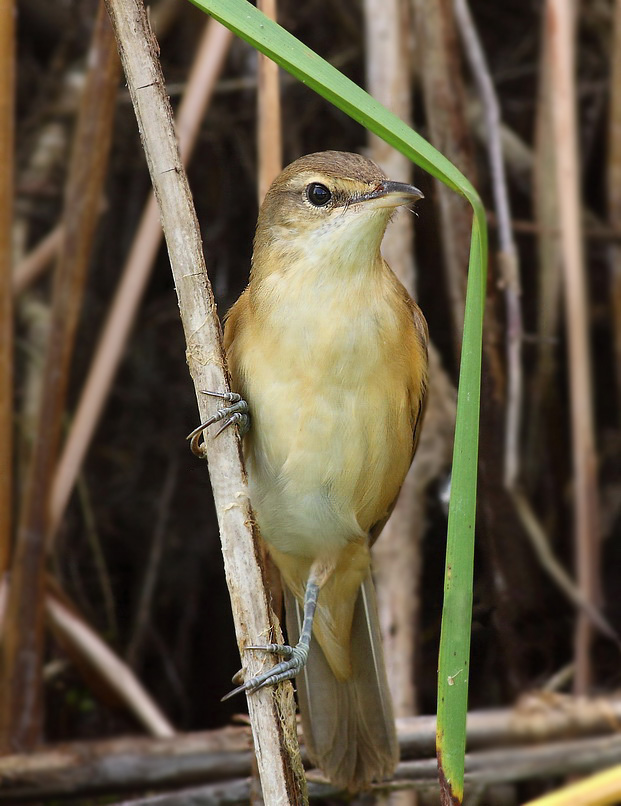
xmin=221 ymin=559 xmax=333 ymax=701
xmin=187 ymin=391 xmax=250 ymax=456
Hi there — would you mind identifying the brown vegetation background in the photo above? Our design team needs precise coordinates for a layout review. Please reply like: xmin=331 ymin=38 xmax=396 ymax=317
xmin=2 ymin=0 xmax=621 ymax=803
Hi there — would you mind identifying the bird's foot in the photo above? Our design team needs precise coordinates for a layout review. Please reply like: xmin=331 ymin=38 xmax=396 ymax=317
xmin=187 ymin=391 xmax=249 ymax=456
xmin=221 ymin=641 xmax=309 ymax=701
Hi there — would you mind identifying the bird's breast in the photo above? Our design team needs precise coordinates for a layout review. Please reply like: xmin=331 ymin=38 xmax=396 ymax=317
xmin=226 ymin=267 xmax=424 ymax=559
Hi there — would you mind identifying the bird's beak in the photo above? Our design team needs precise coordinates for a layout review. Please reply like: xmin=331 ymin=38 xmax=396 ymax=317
xmin=361 ymin=180 xmax=424 ymax=209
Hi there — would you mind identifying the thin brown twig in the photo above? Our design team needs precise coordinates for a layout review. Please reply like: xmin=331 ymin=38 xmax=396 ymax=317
xmin=0 ymin=0 xmax=15 ymax=579
xmin=546 ymin=0 xmax=601 ymax=695
xmin=250 ymin=12 xmax=283 ymax=806
xmin=410 ymin=0 xmax=475 ymax=357
xmin=452 ymin=0 xmax=522 ymax=491
xmin=254 ymin=1 xmax=284 ymax=673
xmin=526 ymin=24 xmax=563 ymax=493
xmin=257 ymin=0 xmax=282 ymax=203
xmin=126 ymin=457 xmax=178 ymax=668
xmin=49 ymin=19 xmax=234 ymax=540
xmin=607 ymin=0 xmax=621 ymax=410
xmin=510 ymin=490 xmax=616 ymax=645
xmin=0 ymin=3 xmax=120 ymax=751
xmin=101 ymin=0 xmax=306 ymax=801
xmin=76 ymin=473 xmax=119 ymax=640
xmin=12 ymin=225 xmax=63 ymax=295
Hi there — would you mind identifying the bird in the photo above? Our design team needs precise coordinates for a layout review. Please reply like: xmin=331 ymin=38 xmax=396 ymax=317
xmin=189 ymin=150 xmax=428 ymax=790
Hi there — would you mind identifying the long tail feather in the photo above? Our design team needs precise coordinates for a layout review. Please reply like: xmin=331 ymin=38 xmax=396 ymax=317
xmin=285 ymin=574 xmax=398 ymax=791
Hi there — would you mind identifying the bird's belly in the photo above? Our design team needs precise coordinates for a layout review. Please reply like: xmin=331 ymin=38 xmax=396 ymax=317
xmin=244 ymin=346 xmax=413 ymax=559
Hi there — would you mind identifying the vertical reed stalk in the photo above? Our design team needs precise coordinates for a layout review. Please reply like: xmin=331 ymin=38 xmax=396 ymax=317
xmin=0 ymin=0 xmax=15 ymax=578
xmin=257 ymin=0 xmax=281 ymax=202
xmin=546 ymin=0 xmax=600 ymax=694
xmin=0 ymin=2 xmax=120 ymax=749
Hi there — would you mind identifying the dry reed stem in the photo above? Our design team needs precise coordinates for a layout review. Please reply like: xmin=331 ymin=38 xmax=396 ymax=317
xmin=100 ymin=0 xmax=306 ymax=801
xmin=522 ymin=763 xmax=621 ymax=806
xmin=49 ymin=20 xmax=233 ymax=539
xmin=452 ymin=0 xmax=523 ymax=491
xmin=0 ymin=566 xmax=175 ymax=740
xmin=254 ymin=3 xmax=284 ymax=745
xmin=257 ymin=0 xmax=282 ymax=203
xmin=126 ymin=459 xmax=178 ymax=668
xmin=510 ymin=490 xmax=616 ymax=643
xmin=527 ymin=27 xmax=563 ymax=487
xmin=0 ymin=3 xmax=120 ymax=750
xmin=0 ymin=0 xmax=15 ymax=578
xmin=45 ymin=593 xmax=174 ymax=737
xmin=3 ymin=694 xmax=621 ymax=801
xmin=12 ymin=225 xmax=63 ymax=295
xmin=410 ymin=0 xmax=475 ymax=356
xmin=546 ymin=0 xmax=601 ymax=695
xmin=608 ymin=0 xmax=621 ymax=409
xmin=364 ymin=0 xmax=421 ymax=725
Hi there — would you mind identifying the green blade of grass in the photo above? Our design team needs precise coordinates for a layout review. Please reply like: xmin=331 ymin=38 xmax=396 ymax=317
xmin=186 ymin=1 xmax=487 ymax=800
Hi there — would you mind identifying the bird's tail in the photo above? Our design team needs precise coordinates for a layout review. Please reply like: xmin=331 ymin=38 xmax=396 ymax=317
xmin=284 ymin=573 xmax=399 ymax=791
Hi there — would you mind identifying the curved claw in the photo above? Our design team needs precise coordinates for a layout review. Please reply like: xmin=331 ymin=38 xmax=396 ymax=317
xmin=222 ymin=577 xmax=320 ymax=700
xmin=187 ymin=391 xmax=250 ymax=455
xmin=221 ymin=682 xmax=247 ymax=702
xmin=220 ymin=642 xmax=309 ymax=701
xmin=215 ymin=411 xmax=249 ymax=437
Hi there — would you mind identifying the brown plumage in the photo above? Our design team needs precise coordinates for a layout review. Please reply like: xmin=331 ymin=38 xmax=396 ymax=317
xmin=224 ymin=151 xmax=428 ymax=790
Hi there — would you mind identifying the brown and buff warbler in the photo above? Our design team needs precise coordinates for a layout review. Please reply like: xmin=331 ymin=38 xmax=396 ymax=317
xmin=190 ymin=150 xmax=428 ymax=791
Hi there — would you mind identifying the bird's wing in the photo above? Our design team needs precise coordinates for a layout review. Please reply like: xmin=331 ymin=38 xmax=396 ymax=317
xmin=368 ymin=298 xmax=428 ymax=547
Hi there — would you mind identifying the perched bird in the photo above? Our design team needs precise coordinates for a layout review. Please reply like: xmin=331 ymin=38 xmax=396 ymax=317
xmin=191 ymin=151 xmax=428 ymax=790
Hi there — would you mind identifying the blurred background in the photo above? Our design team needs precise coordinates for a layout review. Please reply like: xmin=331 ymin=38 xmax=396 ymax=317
xmin=2 ymin=0 xmax=621 ymax=803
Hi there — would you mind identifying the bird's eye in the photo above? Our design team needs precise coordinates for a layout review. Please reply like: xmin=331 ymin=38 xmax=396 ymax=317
xmin=306 ymin=183 xmax=332 ymax=207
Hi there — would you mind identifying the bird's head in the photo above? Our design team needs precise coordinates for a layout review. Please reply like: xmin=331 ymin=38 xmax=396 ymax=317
xmin=251 ymin=151 xmax=423 ymax=280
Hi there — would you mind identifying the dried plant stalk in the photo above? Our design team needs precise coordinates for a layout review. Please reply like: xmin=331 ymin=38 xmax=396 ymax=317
xmin=364 ymin=0 xmax=422 ymax=725
xmin=0 ymin=3 xmax=120 ymax=750
xmin=45 ymin=594 xmax=174 ymax=737
xmin=100 ymin=0 xmax=306 ymax=800
xmin=12 ymin=226 xmax=63 ymax=295
xmin=608 ymin=0 xmax=621 ymax=406
xmin=452 ymin=0 xmax=522 ymax=491
xmin=2 ymin=694 xmax=621 ymax=801
xmin=257 ymin=0 xmax=282 ymax=202
xmin=0 ymin=0 xmax=15 ymax=578
xmin=411 ymin=0 xmax=475 ymax=354
xmin=546 ymin=0 xmax=601 ymax=695
xmin=527 ymin=23 xmax=562 ymax=487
